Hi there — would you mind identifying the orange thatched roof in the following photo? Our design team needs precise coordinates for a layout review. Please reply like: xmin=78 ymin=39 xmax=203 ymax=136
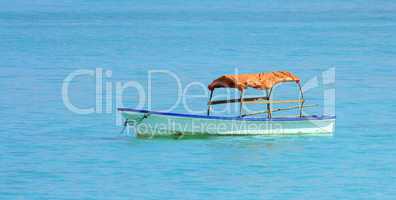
xmin=208 ymin=71 xmax=300 ymax=91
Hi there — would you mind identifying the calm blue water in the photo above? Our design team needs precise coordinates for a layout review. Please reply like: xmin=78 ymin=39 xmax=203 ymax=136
xmin=1 ymin=1 xmax=396 ymax=199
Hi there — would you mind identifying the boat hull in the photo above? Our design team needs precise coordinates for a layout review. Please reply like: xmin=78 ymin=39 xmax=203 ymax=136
xmin=119 ymin=108 xmax=335 ymax=137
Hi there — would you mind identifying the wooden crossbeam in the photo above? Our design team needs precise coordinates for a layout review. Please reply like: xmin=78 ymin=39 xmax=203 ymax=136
xmin=208 ymin=96 xmax=269 ymax=105
xmin=209 ymin=97 xmax=303 ymax=105
xmin=241 ymin=104 xmax=317 ymax=117
xmin=244 ymin=99 xmax=304 ymax=104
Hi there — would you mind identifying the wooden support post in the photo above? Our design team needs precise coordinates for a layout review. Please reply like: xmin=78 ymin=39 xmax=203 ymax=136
xmin=267 ymin=88 xmax=273 ymax=119
xmin=239 ymin=90 xmax=244 ymax=117
xmin=297 ymin=82 xmax=304 ymax=117
xmin=207 ymin=90 xmax=214 ymax=116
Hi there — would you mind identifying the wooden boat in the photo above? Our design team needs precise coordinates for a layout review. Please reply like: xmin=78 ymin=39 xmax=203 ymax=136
xmin=118 ymin=71 xmax=335 ymax=137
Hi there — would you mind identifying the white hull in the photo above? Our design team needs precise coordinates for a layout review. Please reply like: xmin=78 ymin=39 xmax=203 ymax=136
xmin=119 ymin=109 xmax=335 ymax=137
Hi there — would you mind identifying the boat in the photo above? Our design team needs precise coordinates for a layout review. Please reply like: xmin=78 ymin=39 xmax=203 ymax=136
xmin=118 ymin=71 xmax=335 ymax=137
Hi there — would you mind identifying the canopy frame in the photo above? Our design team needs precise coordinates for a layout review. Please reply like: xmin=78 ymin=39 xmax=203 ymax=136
xmin=207 ymin=81 xmax=305 ymax=118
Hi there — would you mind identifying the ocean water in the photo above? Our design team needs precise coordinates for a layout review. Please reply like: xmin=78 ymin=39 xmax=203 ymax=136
xmin=1 ymin=1 xmax=396 ymax=199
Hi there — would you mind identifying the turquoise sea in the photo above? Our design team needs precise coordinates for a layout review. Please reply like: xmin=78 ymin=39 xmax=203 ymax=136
xmin=1 ymin=1 xmax=396 ymax=199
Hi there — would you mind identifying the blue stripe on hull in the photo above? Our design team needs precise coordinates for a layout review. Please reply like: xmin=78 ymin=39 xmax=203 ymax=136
xmin=118 ymin=108 xmax=336 ymax=122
